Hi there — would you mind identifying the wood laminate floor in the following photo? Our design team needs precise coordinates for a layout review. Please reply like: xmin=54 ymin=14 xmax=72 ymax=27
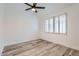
xmin=2 ymin=39 xmax=79 ymax=56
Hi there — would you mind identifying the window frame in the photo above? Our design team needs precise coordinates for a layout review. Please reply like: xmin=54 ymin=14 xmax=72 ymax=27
xmin=45 ymin=13 xmax=67 ymax=35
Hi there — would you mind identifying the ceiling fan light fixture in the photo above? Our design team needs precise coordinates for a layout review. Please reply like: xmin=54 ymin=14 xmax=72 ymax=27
xmin=31 ymin=8 xmax=36 ymax=11
xmin=24 ymin=3 xmax=45 ymax=13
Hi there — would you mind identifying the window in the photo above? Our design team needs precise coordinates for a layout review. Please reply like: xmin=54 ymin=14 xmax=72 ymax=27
xmin=49 ymin=18 xmax=53 ymax=32
xmin=54 ymin=16 xmax=59 ymax=33
xmin=45 ymin=20 xmax=49 ymax=32
xmin=45 ymin=13 xmax=66 ymax=34
xmin=59 ymin=14 xmax=66 ymax=33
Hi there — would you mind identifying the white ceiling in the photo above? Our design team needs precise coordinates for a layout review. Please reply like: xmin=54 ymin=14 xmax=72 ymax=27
xmin=5 ymin=3 xmax=76 ymax=19
xmin=25 ymin=3 xmax=76 ymax=19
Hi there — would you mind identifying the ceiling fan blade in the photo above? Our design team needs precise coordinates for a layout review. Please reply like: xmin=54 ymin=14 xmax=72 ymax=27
xmin=24 ymin=3 xmax=32 ymax=7
xmin=35 ymin=7 xmax=45 ymax=9
xmin=33 ymin=3 xmax=37 ymax=7
xmin=25 ymin=8 xmax=32 ymax=11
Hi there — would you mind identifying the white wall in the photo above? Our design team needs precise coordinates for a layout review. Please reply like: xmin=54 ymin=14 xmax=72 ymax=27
xmin=4 ymin=3 xmax=39 ymax=46
xmin=0 ymin=4 xmax=4 ymax=55
xmin=39 ymin=4 xmax=79 ymax=50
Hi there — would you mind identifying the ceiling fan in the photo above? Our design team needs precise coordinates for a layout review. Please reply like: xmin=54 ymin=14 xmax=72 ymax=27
xmin=24 ymin=3 xmax=45 ymax=13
